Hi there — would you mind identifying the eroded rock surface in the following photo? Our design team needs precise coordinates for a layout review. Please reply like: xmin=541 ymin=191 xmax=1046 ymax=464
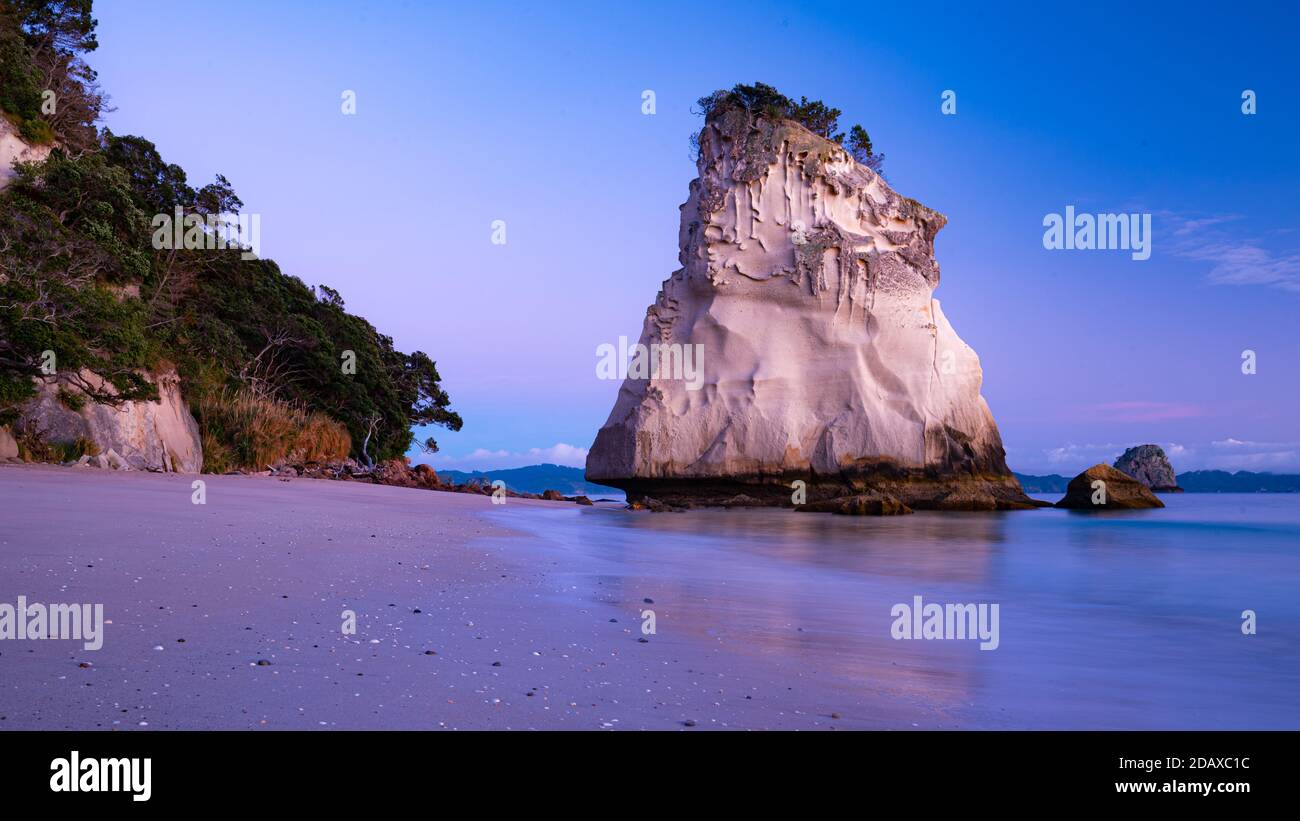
xmin=587 ymin=109 xmax=1030 ymax=510
xmin=1114 ymin=444 xmax=1182 ymax=492
xmin=17 ymin=369 xmax=203 ymax=473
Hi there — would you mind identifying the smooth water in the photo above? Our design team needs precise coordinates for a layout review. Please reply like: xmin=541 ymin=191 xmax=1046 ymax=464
xmin=494 ymin=494 xmax=1300 ymax=729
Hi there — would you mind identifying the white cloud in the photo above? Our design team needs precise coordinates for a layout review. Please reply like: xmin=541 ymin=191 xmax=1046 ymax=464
xmin=1163 ymin=212 xmax=1300 ymax=291
xmin=1211 ymin=438 xmax=1252 ymax=448
xmin=1024 ymin=439 xmax=1300 ymax=475
xmin=1043 ymin=442 xmax=1124 ymax=465
xmin=1201 ymin=439 xmax=1300 ymax=471
xmin=526 ymin=443 xmax=589 ymax=464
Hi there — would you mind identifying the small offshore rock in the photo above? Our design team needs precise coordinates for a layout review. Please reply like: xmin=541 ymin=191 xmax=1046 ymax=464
xmin=1113 ymin=444 xmax=1183 ymax=492
xmin=1055 ymin=464 xmax=1165 ymax=510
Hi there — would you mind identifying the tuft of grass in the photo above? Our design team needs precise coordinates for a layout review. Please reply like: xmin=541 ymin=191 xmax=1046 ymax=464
xmin=14 ymin=420 xmax=98 ymax=463
xmin=56 ymin=387 xmax=87 ymax=411
xmin=74 ymin=435 xmax=100 ymax=458
xmin=195 ymin=389 xmax=351 ymax=473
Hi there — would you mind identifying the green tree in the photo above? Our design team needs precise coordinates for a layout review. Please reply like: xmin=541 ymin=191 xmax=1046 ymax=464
xmin=791 ymin=96 xmax=842 ymax=141
xmin=0 ymin=0 xmax=103 ymax=151
xmin=1 ymin=2 xmax=461 ymax=465
xmin=848 ymin=124 xmax=885 ymax=174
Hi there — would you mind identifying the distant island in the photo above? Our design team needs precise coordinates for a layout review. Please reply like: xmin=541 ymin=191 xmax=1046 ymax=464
xmin=1016 ymin=471 xmax=1300 ymax=494
xmin=436 ymin=464 xmax=624 ymax=498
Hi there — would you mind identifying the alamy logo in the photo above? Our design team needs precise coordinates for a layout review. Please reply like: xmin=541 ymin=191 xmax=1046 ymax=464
xmin=1042 ymin=206 xmax=1151 ymax=260
xmin=151 ymin=206 xmax=261 ymax=260
xmin=50 ymin=751 xmax=151 ymax=802
xmin=890 ymin=595 xmax=1000 ymax=650
xmin=595 ymin=335 xmax=705 ymax=391
xmin=0 ymin=597 xmax=103 ymax=650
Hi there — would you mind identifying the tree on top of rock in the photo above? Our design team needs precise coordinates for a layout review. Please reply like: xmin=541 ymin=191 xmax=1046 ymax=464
xmin=848 ymin=124 xmax=885 ymax=175
xmin=693 ymin=82 xmax=884 ymax=175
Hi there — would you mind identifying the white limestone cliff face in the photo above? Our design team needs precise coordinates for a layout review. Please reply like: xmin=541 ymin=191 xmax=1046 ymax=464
xmin=16 ymin=369 xmax=203 ymax=473
xmin=0 ymin=116 xmax=52 ymax=191
xmin=587 ymin=112 xmax=1030 ymax=509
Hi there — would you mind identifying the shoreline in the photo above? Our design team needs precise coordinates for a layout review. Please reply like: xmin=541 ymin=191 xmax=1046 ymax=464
xmin=0 ymin=464 xmax=928 ymax=730
xmin=4 ymin=464 xmax=1294 ymax=730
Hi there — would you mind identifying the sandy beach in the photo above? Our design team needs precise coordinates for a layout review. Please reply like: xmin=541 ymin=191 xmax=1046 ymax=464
xmin=0 ymin=464 xmax=928 ymax=730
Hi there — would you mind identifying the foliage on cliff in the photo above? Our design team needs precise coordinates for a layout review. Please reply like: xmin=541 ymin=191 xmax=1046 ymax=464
xmin=0 ymin=1 xmax=461 ymax=463
xmin=0 ymin=0 xmax=102 ymax=149
xmin=693 ymin=82 xmax=885 ymax=173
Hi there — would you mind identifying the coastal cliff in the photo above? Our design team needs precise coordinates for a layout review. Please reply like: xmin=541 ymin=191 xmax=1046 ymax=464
xmin=587 ymin=87 xmax=1032 ymax=510
xmin=0 ymin=5 xmax=461 ymax=473
xmin=13 ymin=369 xmax=202 ymax=472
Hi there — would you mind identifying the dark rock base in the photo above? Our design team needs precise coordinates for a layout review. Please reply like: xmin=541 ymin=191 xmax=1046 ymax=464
xmin=593 ymin=468 xmax=1041 ymax=512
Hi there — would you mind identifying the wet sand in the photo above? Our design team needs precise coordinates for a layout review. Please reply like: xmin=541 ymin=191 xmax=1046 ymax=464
xmin=0 ymin=464 xmax=923 ymax=730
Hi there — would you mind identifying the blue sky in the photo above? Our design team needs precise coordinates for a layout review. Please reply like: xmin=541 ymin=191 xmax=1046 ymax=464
xmin=91 ymin=0 xmax=1300 ymax=474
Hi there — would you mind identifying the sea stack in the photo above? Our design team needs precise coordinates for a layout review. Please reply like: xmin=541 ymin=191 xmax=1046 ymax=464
xmin=1056 ymin=464 xmax=1165 ymax=510
xmin=1113 ymin=444 xmax=1182 ymax=492
xmin=586 ymin=87 xmax=1033 ymax=510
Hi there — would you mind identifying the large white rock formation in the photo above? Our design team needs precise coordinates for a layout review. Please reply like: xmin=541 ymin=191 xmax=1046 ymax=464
xmin=587 ymin=109 xmax=1031 ymax=510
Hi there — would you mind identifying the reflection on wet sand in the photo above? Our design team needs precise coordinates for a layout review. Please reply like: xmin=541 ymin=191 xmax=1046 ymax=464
xmin=494 ymin=495 xmax=1300 ymax=728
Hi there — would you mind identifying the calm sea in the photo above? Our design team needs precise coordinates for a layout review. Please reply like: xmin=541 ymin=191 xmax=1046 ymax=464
xmin=494 ymin=493 xmax=1300 ymax=729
